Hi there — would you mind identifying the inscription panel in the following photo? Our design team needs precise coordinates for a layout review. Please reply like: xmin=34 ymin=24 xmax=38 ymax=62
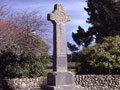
xmin=57 ymin=57 xmax=67 ymax=72
xmin=57 ymin=57 xmax=67 ymax=67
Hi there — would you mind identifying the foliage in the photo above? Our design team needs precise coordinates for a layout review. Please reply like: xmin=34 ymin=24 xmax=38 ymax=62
xmin=0 ymin=8 xmax=50 ymax=57
xmin=67 ymin=26 xmax=93 ymax=52
xmin=68 ymin=0 xmax=120 ymax=52
xmin=67 ymin=42 xmax=78 ymax=52
xmin=0 ymin=5 xmax=8 ymax=17
xmin=0 ymin=4 xmax=50 ymax=79
xmin=0 ymin=5 xmax=50 ymax=56
xmin=85 ymin=0 xmax=120 ymax=43
xmin=0 ymin=30 xmax=49 ymax=57
xmin=7 ymin=10 xmax=49 ymax=40
xmin=0 ymin=29 xmax=50 ymax=79
xmin=76 ymin=36 xmax=120 ymax=74
xmin=0 ymin=49 xmax=51 ymax=79
xmin=72 ymin=26 xmax=93 ymax=47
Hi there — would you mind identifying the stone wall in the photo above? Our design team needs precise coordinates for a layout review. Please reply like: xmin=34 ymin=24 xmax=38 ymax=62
xmin=74 ymin=75 xmax=120 ymax=90
xmin=5 ymin=77 xmax=47 ymax=90
xmin=4 ymin=75 xmax=120 ymax=90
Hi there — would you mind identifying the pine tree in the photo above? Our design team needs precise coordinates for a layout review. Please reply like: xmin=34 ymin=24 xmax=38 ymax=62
xmin=86 ymin=0 xmax=120 ymax=43
xmin=68 ymin=0 xmax=120 ymax=52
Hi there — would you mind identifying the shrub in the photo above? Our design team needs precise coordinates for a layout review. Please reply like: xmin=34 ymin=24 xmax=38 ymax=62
xmin=0 ymin=49 xmax=51 ymax=79
xmin=76 ymin=36 xmax=120 ymax=74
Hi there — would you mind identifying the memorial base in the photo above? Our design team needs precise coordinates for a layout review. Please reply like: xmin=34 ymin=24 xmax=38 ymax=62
xmin=41 ymin=85 xmax=74 ymax=90
xmin=47 ymin=72 xmax=74 ymax=86
xmin=42 ymin=72 xmax=74 ymax=90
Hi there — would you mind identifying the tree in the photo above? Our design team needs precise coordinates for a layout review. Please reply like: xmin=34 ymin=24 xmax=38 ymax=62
xmin=0 ymin=9 xmax=50 ymax=57
xmin=0 ymin=6 xmax=51 ymax=78
xmin=0 ymin=5 xmax=8 ymax=17
xmin=67 ymin=26 xmax=93 ymax=52
xmin=76 ymin=36 xmax=120 ymax=74
xmin=0 ymin=49 xmax=51 ymax=78
xmin=68 ymin=0 xmax=120 ymax=52
xmin=7 ymin=10 xmax=49 ymax=39
xmin=0 ymin=19 xmax=49 ymax=57
xmin=0 ymin=28 xmax=50 ymax=78
xmin=85 ymin=0 xmax=120 ymax=43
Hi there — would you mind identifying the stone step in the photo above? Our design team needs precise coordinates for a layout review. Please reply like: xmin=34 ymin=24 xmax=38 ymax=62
xmin=18 ymin=87 xmax=88 ymax=90
xmin=30 ymin=88 xmax=43 ymax=90
xmin=17 ymin=88 xmax=43 ymax=90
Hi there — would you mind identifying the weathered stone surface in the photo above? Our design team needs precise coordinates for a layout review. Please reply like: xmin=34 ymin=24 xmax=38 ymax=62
xmin=74 ymin=75 xmax=120 ymax=90
xmin=30 ymin=88 xmax=43 ymax=90
xmin=48 ymin=4 xmax=70 ymax=24
xmin=55 ymin=56 xmax=67 ymax=72
xmin=46 ymin=3 xmax=74 ymax=90
xmin=41 ymin=85 xmax=75 ymax=90
xmin=3 ymin=75 xmax=120 ymax=90
xmin=4 ymin=77 xmax=47 ymax=90
xmin=47 ymin=72 xmax=74 ymax=86
xmin=48 ymin=4 xmax=70 ymax=72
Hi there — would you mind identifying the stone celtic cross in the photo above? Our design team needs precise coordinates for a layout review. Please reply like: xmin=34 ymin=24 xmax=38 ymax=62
xmin=48 ymin=4 xmax=70 ymax=72
xmin=46 ymin=4 xmax=74 ymax=89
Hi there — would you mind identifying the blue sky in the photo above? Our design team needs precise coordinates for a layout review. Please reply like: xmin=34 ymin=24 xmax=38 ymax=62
xmin=0 ymin=0 xmax=90 ymax=54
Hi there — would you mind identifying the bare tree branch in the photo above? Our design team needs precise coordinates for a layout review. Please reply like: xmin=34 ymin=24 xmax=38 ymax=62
xmin=0 ymin=9 xmax=51 ymax=56
xmin=0 ymin=5 xmax=8 ymax=17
